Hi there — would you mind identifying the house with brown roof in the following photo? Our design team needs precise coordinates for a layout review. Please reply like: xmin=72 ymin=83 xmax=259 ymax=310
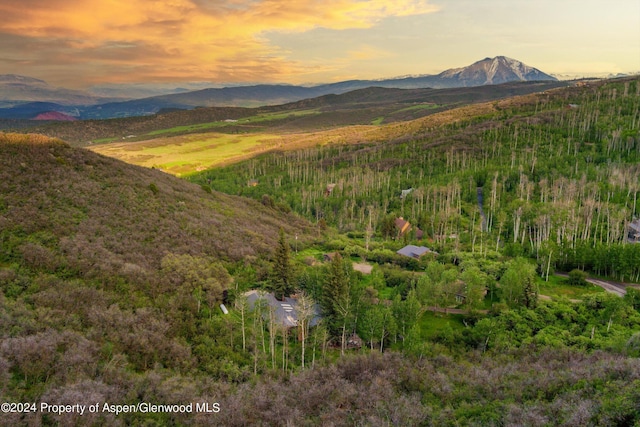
xmin=325 ymin=184 xmax=337 ymax=196
xmin=395 ymin=217 xmax=411 ymax=236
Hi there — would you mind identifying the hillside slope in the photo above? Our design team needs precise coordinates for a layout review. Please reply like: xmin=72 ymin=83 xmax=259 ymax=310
xmin=0 ymin=133 xmax=314 ymax=279
xmin=0 ymin=133 xmax=317 ymax=417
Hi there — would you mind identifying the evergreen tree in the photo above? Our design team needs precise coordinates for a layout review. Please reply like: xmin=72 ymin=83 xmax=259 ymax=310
xmin=522 ymin=273 xmax=538 ymax=309
xmin=321 ymin=253 xmax=352 ymax=353
xmin=271 ymin=228 xmax=293 ymax=300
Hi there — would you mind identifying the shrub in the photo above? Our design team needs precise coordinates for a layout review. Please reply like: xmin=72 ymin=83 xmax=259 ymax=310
xmin=568 ymin=269 xmax=588 ymax=286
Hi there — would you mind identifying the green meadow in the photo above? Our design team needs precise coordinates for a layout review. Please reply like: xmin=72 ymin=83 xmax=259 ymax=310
xmin=537 ymin=274 xmax=605 ymax=300
xmin=417 ymin=311 xmax=466 ymax=340
xmin=90 ymin=132 xmax=283 ymax=175
xmin=393 ymin=103 xmax=441 ymax=114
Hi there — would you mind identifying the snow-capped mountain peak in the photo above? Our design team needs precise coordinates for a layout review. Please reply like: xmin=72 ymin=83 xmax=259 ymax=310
xmin=437 ymin=56 xmax=556 ymax=86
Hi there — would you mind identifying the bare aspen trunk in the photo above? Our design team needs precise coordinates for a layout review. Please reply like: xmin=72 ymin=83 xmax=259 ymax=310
xmin=269 ymin=308 xmax=276 ymax=369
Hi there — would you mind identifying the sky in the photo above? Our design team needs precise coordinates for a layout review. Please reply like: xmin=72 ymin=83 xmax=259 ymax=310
xmin=0 ymin=0 xmax=638 ymax=89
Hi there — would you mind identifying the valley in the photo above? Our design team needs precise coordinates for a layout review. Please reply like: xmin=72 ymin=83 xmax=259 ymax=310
xmin=1 ymin=75 xmax=640 ymax=425
xmin=2 ymin=0 xmax=638 ymax=417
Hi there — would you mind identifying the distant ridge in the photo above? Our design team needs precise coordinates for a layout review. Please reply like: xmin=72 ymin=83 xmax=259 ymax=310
xmin=131 ymin=56 xmax=556 ymax=110
xmin=0 ymin=74 xmax=106 ymax=106
xmin=0 ymin=57 xmax=557 ymax=119
xmin=32 ymin=111 xmax=78 ymax=121
xmin=0 ymin=74 xmax=48 ymax=85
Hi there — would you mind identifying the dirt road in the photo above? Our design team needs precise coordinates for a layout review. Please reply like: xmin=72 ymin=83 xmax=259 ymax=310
xmin=586 ymin=278 xmax=628 ymax=297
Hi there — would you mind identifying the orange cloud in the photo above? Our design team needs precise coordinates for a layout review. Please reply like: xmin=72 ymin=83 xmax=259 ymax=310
xmin=347 ymin=45 xmax=393 ymax=61
xmin=0 ymin=0 xmax=438 ymax=86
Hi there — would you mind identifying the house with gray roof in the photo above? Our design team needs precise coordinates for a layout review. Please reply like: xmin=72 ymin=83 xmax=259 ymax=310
xmin=396 ymin=245 xmax=435 ymax=259
xmin=400 ymin=188 xmax=413 ymax=199
xmin=244 ymin=290 xmax=321 ymax=329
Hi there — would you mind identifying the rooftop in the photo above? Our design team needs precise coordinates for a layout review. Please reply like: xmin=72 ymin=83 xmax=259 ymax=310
xmin=244 ymin=290 xmax=321 ymax=328
xmin=396 ymin=245 xmax=433 ymax=259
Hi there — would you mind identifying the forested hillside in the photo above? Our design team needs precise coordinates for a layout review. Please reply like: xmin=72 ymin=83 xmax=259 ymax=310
xmin=191 ymin=77 xmax=640 ymax=282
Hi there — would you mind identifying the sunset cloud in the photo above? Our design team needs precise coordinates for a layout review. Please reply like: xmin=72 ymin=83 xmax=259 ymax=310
xmin=1 ymin=1 xmax=637 ymax=88
xmin=347 ymin=45 xmax=393 ymax=61
xmin=0 ymin=0 xmax=438 ymax=87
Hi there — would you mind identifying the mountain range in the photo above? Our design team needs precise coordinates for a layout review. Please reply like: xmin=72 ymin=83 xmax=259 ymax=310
xmin=0 ymin=56 xmax=556 ymax=120
xmin=0 ymin=74 xmax=107 ymax=107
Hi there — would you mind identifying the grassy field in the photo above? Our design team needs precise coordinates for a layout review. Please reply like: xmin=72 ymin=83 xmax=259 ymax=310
xmin=86 ymin=108 xmax=330 ymax=175
xmin=537 ymin=274 xmax=605 ymax=300
xmin=417 ymin=311 xmax=466 ymax=340
xmin=89 ymin=132 xmax=283 ymax=175
xmin=294 ymin=247 xmax=325 ymax=263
